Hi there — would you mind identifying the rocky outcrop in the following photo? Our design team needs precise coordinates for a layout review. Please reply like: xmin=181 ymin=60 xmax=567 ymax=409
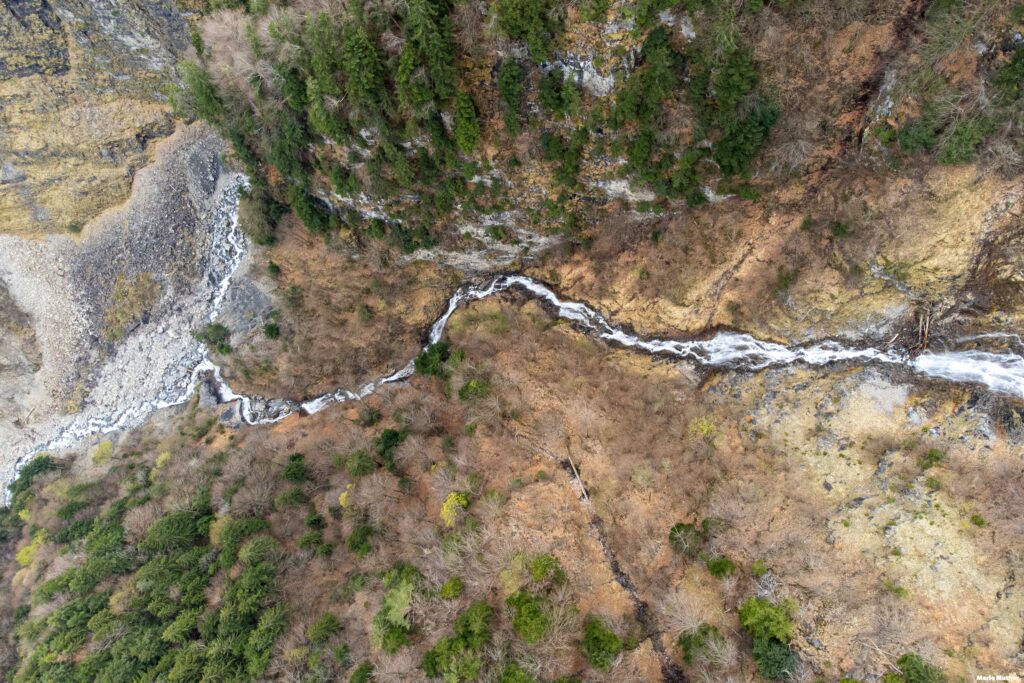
xmin=0 ymin=123 xmax=244 ymax=485
xmin=0 ymin=0 xmax=191 ymax=236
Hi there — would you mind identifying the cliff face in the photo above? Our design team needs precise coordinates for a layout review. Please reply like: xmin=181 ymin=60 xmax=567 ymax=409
xmin=0 ymin=0 xmax=191 ymax=236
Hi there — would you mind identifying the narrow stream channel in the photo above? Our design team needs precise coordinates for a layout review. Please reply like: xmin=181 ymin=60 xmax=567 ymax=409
xmin=12 ymin=189 xmax=1024 ymax=492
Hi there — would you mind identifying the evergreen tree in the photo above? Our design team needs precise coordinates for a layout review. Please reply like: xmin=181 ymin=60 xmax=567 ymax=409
xmin=306 ymin=13 xmax=343 ymax=97
xmin=342 ymin=24 xmax=385 ymax=118
xmin=397 ymin=43 xmax=434 ymax=116
xmin=403 ymin=0 xmax=457 ymax=100
xmin=453 ymin=91 xmax=481 ymax=154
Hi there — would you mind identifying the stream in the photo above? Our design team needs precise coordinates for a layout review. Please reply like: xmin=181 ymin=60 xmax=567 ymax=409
xmin=11 ymin=187 xmax=1024 ymax=491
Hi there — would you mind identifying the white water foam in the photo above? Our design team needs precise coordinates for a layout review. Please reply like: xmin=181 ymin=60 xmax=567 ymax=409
xmin=12 ymin=231 xmax=1024 ymax=496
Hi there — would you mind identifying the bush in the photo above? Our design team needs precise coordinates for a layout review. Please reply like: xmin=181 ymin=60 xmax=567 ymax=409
xmin=937 ymin=117 xmax=993 ymax=164
xmin=668 ymin=522 xmax=702 ymax=556
xmin=307 ymin=612 xmax=342 ymax=644
xmin=350 ymin=661 xmax=374 ymax=683
xmin=458 ymin=378 xmax=491 ymax=401
xmin=344 ymin=450 xmax=376 ymax=477
xmin=422 ymin=601 xmax=493 ymax=681
xmin=752 ymin=636 xmax=794 ymax=680
xmin=216 ymin=517 xmax=270 ymax=569
xmin=678 ymin=622 xmax=725 ymax=665
xmin=739 ymin=597 xmax=795 ymax=680
xmin=529 ymin=554 xmax=566 ymax=583
xmin=500 ymin=662 xmax=538 ymax=683
xmin=970 ymin=514 xmax=986 ymax=527
xmin=580 ymin=615 xmax=622 ymax=671
xmin=888 ymin=653 xmax=946 ymax=683
xmin=347 ymin=523 xmax=374 ymax=556
xmin=263 ymin=322 xmax=280 ymax=339
xmin=439 ymin=576 xmax=464 ymax=599
xmin=298 ymin=530 xmax=324 ymax=551
xmin=580 ymin=0 xmax=609 ymax=21
xmin=283 ymin=454 xmax=308 ymax=482
xmin=372 ymin=564 xmax=421 ymax=654
xmin=275 ymin=487 xmax=309 ymax=508
xmin=738 ymin=597 xmax=793 ymax=643
xmin=919 ymin=448 xmax=945 ymax=469
xmin=506 ymin=590 xmax=551 ymax=644
xmin=195 ymin=323 xmax=231 ymax=354
xmin=705 ymin=555 xmax=736 ymax=578
xmin=373 ymin=429 xmax=407 ymax=474
xmin=415 ymin=341 xmax=450 ymax=377
xmin=441 ymin=491 xmax=470 ymax=527
xmin=498 ymin=60 xmax=526 ymax=133
xmin=238 ymin=536 xmax=281 ymax=565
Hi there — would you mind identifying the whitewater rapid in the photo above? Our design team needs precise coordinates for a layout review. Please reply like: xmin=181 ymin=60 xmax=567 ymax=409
xmin=12 ymin=190 xmax=1024 ymax=492
xmin=214 ymin=273 xmax=1024 ymax=426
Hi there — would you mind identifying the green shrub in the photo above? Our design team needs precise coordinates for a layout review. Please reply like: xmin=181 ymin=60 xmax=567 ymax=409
xmin=668 ymin=522 xmax=702 ymax=556
xmin=752 ymin=636 xmax=794 ymax=680
xmin=498 ymin=60 xmax=526 ymax=133
xmin=283 ymin=453 xmax=308 ymax=482
xmin=263 ymin=323 xmax=280 ymax=339
xmin=275 ymin=487 xmax=309 ymax=508
xmin=751 ymin=559 xmax=769 ymax=578
xmin=888 ymin=653 xmax=947 ymax=683
xmin=307 ymin=612 xmax=342 ymax=644
xmin=373 ymin=429 xmax=407 ymax=474
xmin=344 ymin=450 xmax=376 ymax=477
xmin=506 ymin=590 xmax=551 ymax=644
xmin=246 ymin=604 xmax=288 ymax=677
xmin=415 ymin=341 xmax=451 ymax=377
xmin=439 ymin=576 xmax=465 ymax=600
xmin=500 ymin=662 xmax=538 ymax=683
xmin=919 ymin=448 xmax=945 ymax=469
xmin=238 ymin=535 xmax=281 ymax=565
xmin=580 ymin=615 xmax=622 ymax=671
xmin=347 ymin=523 xmax=374 ymax=556
xmin=738 ymin=597 xmax=793 ymax=643
xmin=350 ymin=661 xmax=374 ymax=683
xmin=705 ymin=555 xmax=736 ymax=578
xmin=333 ymin=643 xmax=351 ymax=666
xmin=897 ymin=114 xmax=941 ymax=153
xmin=678 ymin=622 xmax=725 ymax=665
xmin=458 ymin=378 xmax=491 ymax=401
xmin=994 ymin=46 xmax=1024 ymax=101
xmin=422 ymin=601 xmax=493 ymax=681
xmin=969 ymin=513 xmax=985 ymax=527
xmin=305 ymin=511 xmax=325 ymax=530
xmin=938 ymin=116 xmax=993 ymax=164
xmin=529 ymin=554 xmax=566 ymax=583
xmin=298 ymin=530 xmax=324 ymax=551
xmin=739 ymin=597 xmax=795 ymax=680
xmin=195 ymin=323 xmax=232 ymax=354
xmin=372 ymin=563 xmax=421 ymax=654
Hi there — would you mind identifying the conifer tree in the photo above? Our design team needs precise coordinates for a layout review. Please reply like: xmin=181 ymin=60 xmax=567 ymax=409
xmin=453 ymin=91 xmax=480 ymax=154
xmin=306 ymin=13 xmax=343 ymax=97
xmin=342 ymin=23 xmax=385 ymax=118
